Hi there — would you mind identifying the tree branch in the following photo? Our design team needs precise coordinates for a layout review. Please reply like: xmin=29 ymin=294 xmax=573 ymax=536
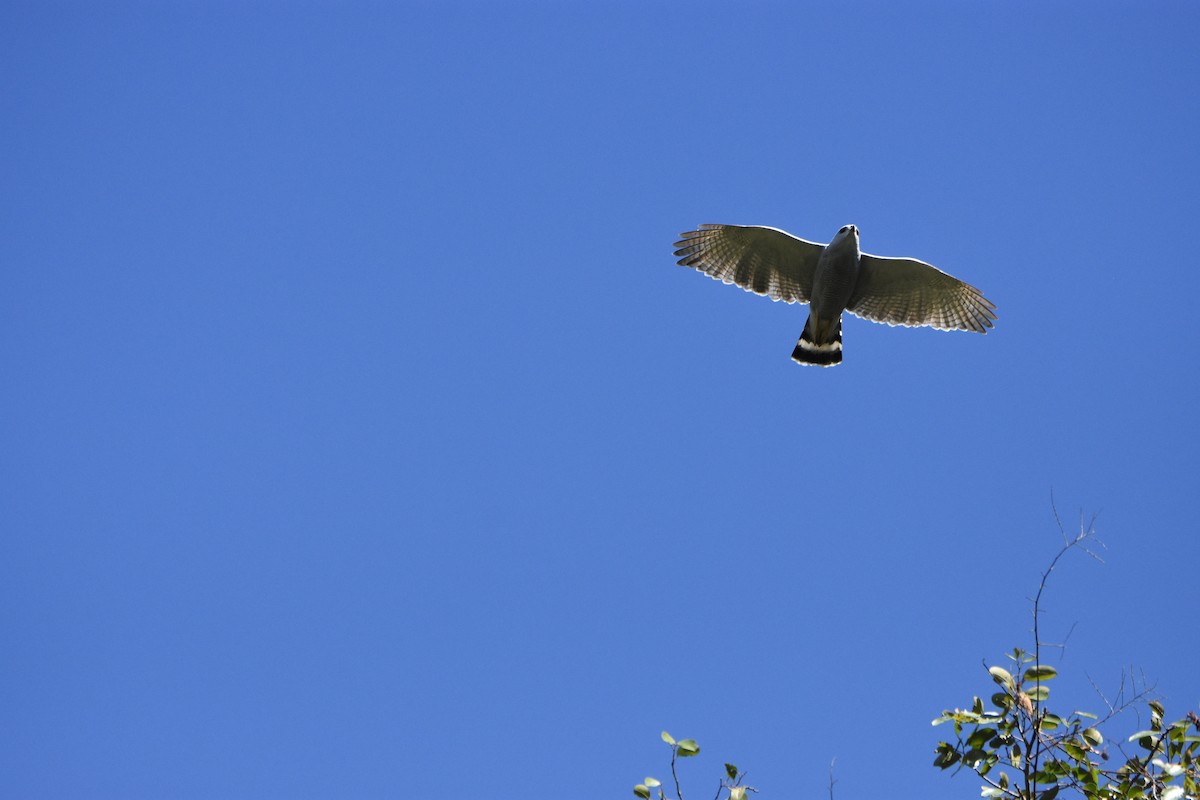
xmin=671 ymin=748 xmax=684 ymax=800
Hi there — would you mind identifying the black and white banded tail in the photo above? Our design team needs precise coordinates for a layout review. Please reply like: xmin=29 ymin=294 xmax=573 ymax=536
xmin=792 ymin=318 xmax=842 ymax=367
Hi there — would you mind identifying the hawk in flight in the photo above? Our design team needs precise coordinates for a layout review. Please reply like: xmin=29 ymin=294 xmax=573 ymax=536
xmin=674 ymin=224 xmax=997 ymax=366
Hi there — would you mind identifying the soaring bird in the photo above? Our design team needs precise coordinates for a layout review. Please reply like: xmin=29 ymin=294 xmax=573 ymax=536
xmin=673 ymin=224 xmax=996 ymax=366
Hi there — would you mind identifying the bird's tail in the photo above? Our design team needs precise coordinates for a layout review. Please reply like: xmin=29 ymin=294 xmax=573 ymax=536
xmin=792 ymin=316 xmax=842 ymax=367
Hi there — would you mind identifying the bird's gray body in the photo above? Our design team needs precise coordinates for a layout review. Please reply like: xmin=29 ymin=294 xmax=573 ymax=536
xmin=673 ymin=223 xmax=996 ymax=366
xmin=810 ymin=224 xmax=861 ymax=319
xmin=801 ymin=225 xmax=862 ymax=364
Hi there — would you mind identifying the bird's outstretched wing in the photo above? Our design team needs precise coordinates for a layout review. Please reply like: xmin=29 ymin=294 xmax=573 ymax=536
xmin=673 ymin=224 xmax=824 ymax=304
xmin=847 ymin=253 xmax=997 ymax=333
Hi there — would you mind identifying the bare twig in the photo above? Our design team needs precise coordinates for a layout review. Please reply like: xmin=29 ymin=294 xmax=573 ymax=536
xmin=1086 ymin=671 xmax=1117 ymax=716
xmin=1023 ymin=502 xmax=1109 ymax=797
xmin=827 ymin=758 xmax=836 ymax=800
xmin=671 ymin=747 xmax=684 ymax=800
xmin=1051 ymin=490 xmax=1066 ymax=544
xmin=1083 ymin=667 xmax=1156 ymax=732
xmin=1039 ymin=620 xmax=1077 ymax=659
xmin=936 ymin=504 xmax=1189 ymax=800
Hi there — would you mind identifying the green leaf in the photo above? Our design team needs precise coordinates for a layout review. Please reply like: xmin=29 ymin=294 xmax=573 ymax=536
xmin=989 ymin=666 xmax=1014 ymax=688
xmin=729 ymin=788 xmax=746 ymax=800
xmin=676 ymin=739 xmax=700 ymax=757
xmin=634 ymin=785 xmax=652 ymax=799
xmin=1152 ymin=759 xmax=1184 ymax=777
xmin=1063 ymin=741 xmax=1087 ymax=761
xmin=1025 ymin=665 xmax=1058 ymax=682
xmin=963 ymin=748 xmax=989 ymax=767
xmin=661 ymin=731 xmax=676 ymax=745
xmin=1040 ymin=714 xmax=1065 ymax=731
xmin=1149 ymin=701 xmax=1165 ymax=720
xmin=1129 ymin=730 xmax=1157 ymax=744
xmin=1026 ymin=685 xmax=1050 ymax=701
xmin=937 ymin=707 xmax=989 ymax=726
xmin=992 ymin=693 xmax=1014 ymax=710
xmin=1082 ymin=728 xmax=1103 ymax=747
xmin=1039 ymin=785 xmax=1060 ymax=800
xmin=725 ymin=763 xmax=738 ymax=780
xmin=933 ymin=744 xmax=961 ymax=769
xmin=645 ymin=778 xmax=661 ymax=788
xmin=967 ymin=727 xmax=997 ymax=750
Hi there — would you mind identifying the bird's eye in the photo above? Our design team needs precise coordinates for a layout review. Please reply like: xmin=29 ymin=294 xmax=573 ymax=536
xmin=840 ymin=226 xmax=848 ymax=233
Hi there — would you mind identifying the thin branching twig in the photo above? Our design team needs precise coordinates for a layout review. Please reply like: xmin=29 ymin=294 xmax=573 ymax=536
xmin=670 ymin=747 xmax=684 ymax=800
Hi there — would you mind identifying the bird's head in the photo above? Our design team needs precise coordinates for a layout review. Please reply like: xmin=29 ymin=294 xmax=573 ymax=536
xmin=831 ymin=224 xmax=860 ymax=252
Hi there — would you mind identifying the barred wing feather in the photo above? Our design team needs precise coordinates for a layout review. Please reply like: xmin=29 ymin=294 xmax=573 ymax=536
xmin=673 ymin=224 xmax=824 ymax=305
xmin=847 ymin=254 xmax=997 ymax=333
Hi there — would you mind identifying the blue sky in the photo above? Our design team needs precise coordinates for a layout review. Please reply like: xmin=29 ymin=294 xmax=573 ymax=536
xmin=3 ymin=2 xmax=1198 ymax=798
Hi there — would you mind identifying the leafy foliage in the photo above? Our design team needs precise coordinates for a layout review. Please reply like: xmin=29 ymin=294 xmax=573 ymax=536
xmin=633 ymin=731 xmax=754 ymax=800
xmin=631 ymin=515 xmax=1198 ymax=799
xmin=933 ymin=652 xmax=1199 ymax=799
xmin=932 ymin=521 xmax=1200 ymax=799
